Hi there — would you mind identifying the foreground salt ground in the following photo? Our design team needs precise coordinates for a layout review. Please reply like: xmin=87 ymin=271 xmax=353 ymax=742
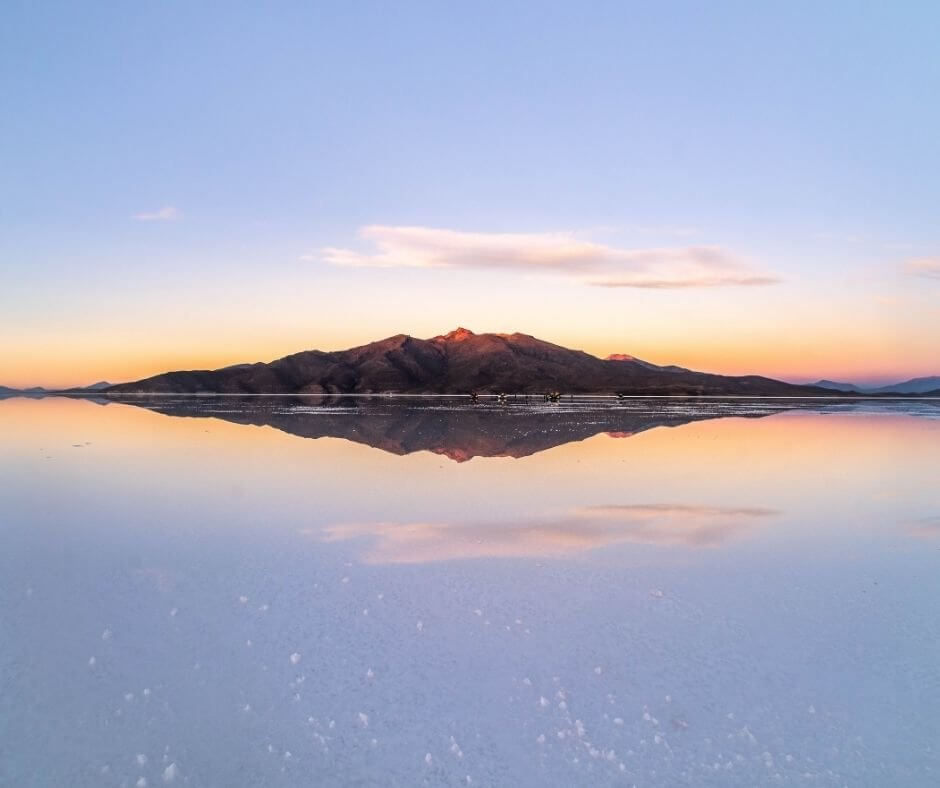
xmin=1 ymin=397 xmax=939 ymax=786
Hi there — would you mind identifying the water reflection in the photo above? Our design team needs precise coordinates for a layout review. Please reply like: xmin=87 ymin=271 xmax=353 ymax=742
xmin=61 ymin=394 xmax=844 ymax=460
xmin=2 ymin=396 xmax=940 ymax=786
xmin=907 ymin=515 xmax=940 ymax=539
xmin=316 ymin=504 xmax=778 ymax=563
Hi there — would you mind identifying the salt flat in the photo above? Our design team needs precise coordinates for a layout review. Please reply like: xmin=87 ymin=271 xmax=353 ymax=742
xmin=1 ymin=396 xmax=938 ymax=786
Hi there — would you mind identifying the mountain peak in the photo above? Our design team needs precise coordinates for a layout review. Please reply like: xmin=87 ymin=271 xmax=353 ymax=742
xmin=606 ymin=353 xmax=636 ymax=362
xmin=439 ymin=327 xmax=476 ymax=341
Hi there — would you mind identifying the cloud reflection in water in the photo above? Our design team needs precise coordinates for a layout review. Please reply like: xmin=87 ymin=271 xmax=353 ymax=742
xmin=314 ymin=504 xmax=778 ymax=564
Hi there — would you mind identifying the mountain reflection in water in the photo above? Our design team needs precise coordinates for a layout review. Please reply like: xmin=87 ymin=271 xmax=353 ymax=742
xmin=89 ymin=394 xmax=838 ymax=460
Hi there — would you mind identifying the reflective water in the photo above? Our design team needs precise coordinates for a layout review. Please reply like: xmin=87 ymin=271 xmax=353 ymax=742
xmin=1 ymin=396 xmax=939 ymax=786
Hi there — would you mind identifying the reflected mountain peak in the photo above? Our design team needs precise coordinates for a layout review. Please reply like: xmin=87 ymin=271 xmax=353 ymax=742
xmin=97 ymin=395 xmax=796 ymax=460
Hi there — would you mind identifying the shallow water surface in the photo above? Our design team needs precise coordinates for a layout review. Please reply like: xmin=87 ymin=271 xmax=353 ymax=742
xmin=1 ymin=396 xmax=939 ymax=786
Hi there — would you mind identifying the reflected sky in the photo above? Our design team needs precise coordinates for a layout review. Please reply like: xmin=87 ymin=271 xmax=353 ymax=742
xmin=1 ymin=397 xmax=939 ymax=786
xmin=318 ymin=505 xmax=779 ymax=564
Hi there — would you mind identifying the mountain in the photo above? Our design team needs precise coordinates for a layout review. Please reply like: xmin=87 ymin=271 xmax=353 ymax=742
xmin=0 ymin=385 xmax=46 ymax=398
xmin=869 ymin=376 xmax=940 ymax=395
xmin=811 ymin=376 xmax=940 ymax=394
xmin=812 ymin=379 xmax=861 ymax=392
xmin=104 ymin=328 xmax=834 ymax=397
xmin=83 ymin=381 xmax=113 ymax=391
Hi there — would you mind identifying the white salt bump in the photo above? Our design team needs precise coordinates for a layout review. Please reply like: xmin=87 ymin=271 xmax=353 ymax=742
xmin=169 ymin=608 xmax=177 ymax=617
xmin=358 ymin=712 xmax=369 ymax=727
xmin=136 ymin=779 xmax=147 ymax=788
xmin=143 ymin=688 xmax=151 ymax=698
xmin=594 ymin=666 xmax=602 ymax=675
xmin=424 ymin=753 xmax=433 ymax=765
xmin=614 ymin=717 xmax=624 ymax=726
xmin=341 ymin=577 xmax=350 ymax=584
xmin=88 ymin=656 xmax=96 ymax=668
xmin=290 ymin=652 xmax=302 ymax=665
xmin=416 ymin=621 xmax=423 ymax=632
xmin=246 ymin=639 xmax=252 ymax=647
xmin=239 ymin=596 xmax=248 ymax=604
xmin=649 ymin=589 xmax=664 ymax=598
xmin=162 ymin=763 xmax=177 ymax=783
xmin=102 ymin=629 xmax=112 ymax=641
xmin=124 ymin=693 xmax=135 ymax=702
xmin=522 ymin=677 xmax=531 ymax=686
xmin=136 ymin=754 xmax=148 ymax=766
xmin=366 ymin=668 xmax=374 ymax=679
xmin=258 ymin=604 xmax=269 ymax=612
xmin=473 ymin=609 xmax=482 ymax=616
xmin=243 ymin=704 xmax=251 ymax=712
xmin=539 ymin=696 xmax=549 ymax=708
xmin=536 ymin=734 xmax=546 ymax=744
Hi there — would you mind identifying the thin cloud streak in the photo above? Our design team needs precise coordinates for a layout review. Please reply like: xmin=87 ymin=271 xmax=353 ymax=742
xmin=313 ymin=225 xmax=780 ymax=289
xmin=904 ymin=257 xmax=940 ymax=280
xmin=133 ymin=205 xmax=179 ymax=221
xmin=592 ymin=274 xmax=779 ymax=289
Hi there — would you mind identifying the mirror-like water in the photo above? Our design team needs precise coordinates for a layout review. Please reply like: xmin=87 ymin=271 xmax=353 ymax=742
xmin=2 ymin=397 xmax=939 ymax=786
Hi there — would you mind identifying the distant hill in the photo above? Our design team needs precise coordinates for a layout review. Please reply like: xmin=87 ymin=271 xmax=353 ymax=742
xmin=812 ymin=379 xmax=861 ymax=392
xmin=105 ymin=327 xmax=834 ymax=396
xmin=869 ymin=376 xmax=940 ymax=395
xmin=0 ymin=385 xmax=46 ymax=398
xmin=811 ymin=376 xmax=940 ymax=395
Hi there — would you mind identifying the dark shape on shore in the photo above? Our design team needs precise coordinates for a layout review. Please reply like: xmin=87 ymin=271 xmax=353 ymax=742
xmin=118 ymin=395 xmax=790 ymax=461
xmin=103 ymin=328 xmax=836 ymax=396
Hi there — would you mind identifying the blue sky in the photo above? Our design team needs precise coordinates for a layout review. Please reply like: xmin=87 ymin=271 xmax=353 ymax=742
xmin=2 ymin=1 xmax=938 ymax=387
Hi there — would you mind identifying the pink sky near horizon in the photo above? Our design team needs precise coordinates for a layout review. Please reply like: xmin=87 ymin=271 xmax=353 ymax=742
xmin=3 ymin=316 xmax=935 ymax=390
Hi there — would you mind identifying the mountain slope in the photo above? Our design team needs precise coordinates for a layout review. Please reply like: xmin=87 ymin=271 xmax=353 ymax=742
xmin=812 ymin=379 xmax=861 ymax=392
xmin=869 ymin=376 xmax=940 ymax=395
xmin=105 ymin=328 xmax=834 ymax=396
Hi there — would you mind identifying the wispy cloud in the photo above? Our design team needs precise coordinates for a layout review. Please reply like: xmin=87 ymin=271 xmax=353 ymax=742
xmin=904 ymin=257 xmax=940 ymax=280
xmin=311 ymin=225 xmax=780 ymax=289
xmin=310 ymin=503 xmax=778 ymax=564
xmin=133 ymin=205 xmax=179 ymax=221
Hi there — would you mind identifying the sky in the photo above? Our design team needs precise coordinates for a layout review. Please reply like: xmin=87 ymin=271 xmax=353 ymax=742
xmin=1 ymin=0 xmax=938 ymax=389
